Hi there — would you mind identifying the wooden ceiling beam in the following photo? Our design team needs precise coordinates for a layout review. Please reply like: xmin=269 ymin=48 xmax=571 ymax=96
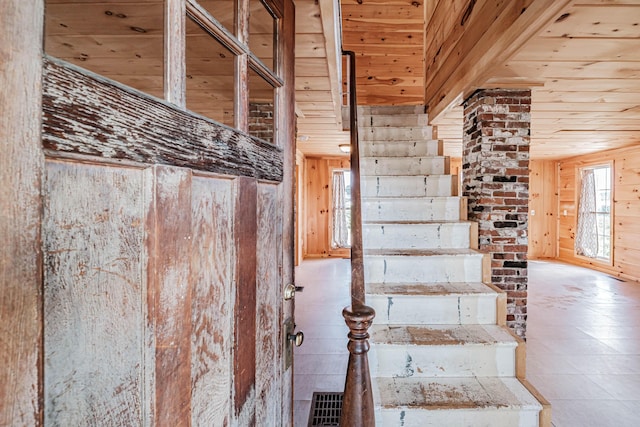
xmin=425 ymin=0 xmax=572 ymax=122
xmin=318 ymin=0 xmax=342 ymax=127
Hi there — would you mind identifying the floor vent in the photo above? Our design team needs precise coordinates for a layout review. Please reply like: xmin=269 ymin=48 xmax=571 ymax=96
xmin=308 ymin=392 xmax=343 ymax=426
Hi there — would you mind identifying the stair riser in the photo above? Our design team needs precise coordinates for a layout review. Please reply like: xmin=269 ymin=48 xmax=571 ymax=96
xmin=361 ymin=157 xmax=448 ymax=176
xmin=368 ymin=294 xmax=497 ymax=325
xmin=363 ymin=198 xmax=463 ymax=222
xmin=359 ymin=105 xmax=425 ymax=115
xmin=360 ymin=114 xmax=429 ymax=128
xmin=360 ymin=127 xmax=433 ymax=142
xmin=361 ymin=175 xmax=456 ymax=198
xmin=375 ymin=409 xmax=540 ymax=427
xmin=363 ymin=223 xmax=472 ymax=250
xmin=371 ymin=345 xmax=516 ymax=378
xmin=361 ymin=140 xmax=441 ymax=157
xmin=365 ymin=255 xmax=484 ymax=283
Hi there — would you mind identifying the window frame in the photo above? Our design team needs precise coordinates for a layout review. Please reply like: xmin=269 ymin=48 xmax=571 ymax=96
xmin=185 ymin=0 xmax=283 ymax=133
xmin=330 ymin=168 xmax=352 ymax=250
xmin=574 ymin=160 xmax=614 ymax=266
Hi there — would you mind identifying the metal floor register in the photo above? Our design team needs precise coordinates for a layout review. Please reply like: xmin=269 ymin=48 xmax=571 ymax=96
xmin=308 ymin=392 xmax=343 ymax=426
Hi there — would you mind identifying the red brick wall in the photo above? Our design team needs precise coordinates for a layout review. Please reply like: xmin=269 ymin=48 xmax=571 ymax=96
xmin=249 ymin=102 xmax=274 ymax=143
xmin=462 ymin=89 xmax=531 ymax=338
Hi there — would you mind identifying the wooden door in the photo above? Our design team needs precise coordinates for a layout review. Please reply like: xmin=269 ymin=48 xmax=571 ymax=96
xmin=39 ymin=13 xmax=295 ymax=427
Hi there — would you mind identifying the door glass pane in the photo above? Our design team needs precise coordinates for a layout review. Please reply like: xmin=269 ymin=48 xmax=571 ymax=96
xmin=44 ymin=0 xmax=164 ymax=98
xmin=186 ymin=17 xmax=235 ymax=126
xmin=195 ymin=0 xmax=236 ymax=33
xmin=248 ymin=69 xmax=275 ymax=143
xmin=249 ymin=0 xmax=276 ymax=71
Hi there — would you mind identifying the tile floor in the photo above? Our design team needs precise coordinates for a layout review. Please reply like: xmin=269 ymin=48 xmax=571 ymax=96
xmin=293 ymin=258 xmax=640 ymax=427
xmin=526 ymin=260 xmax=640 ymax=427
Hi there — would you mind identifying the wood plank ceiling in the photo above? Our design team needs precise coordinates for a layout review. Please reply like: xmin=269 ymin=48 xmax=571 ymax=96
xmin=295 ymin=0 xmax=350 ymax=156
xmin=337 ymin=0 xmax=640 ymax=160
xmin=430 ymin=0 xmax=640 ymax=159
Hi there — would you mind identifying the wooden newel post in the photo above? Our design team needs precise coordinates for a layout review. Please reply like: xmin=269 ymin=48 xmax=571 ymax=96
xmin=340 ymin=304 xmax=375 ymax=426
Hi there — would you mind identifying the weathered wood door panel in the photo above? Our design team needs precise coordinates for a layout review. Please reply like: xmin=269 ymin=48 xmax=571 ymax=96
xmin=44 ymin=160 xmax=152 ymax=426
xmin=43 ymin=158 xmax=291 ymax=425
xmin=256 ymin=183 xmax=283 ymax=422
xmin=190 ymin=175 xmax=234 ymax=426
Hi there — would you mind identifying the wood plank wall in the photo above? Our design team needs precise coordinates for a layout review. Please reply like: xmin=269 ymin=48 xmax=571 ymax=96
xmin=301 ymin=156 xmax=350 ymax=258
xmin=529 ymin=160 xmax=558 ymax=259
xmin=557 ymin=145 xmax=640 ymax=282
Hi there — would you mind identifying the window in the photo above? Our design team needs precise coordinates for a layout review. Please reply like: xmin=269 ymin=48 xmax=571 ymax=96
xmin=248 ymin=69 xmax=276 ymax=143
xmin=575 ymin=164 xmax=612 ymax=262
xmin=45 ymin=0 xmax=165 ymax=98
xmin=45 ymin=0 xmax=284 ymax=144
xmin=185 ymin=16 xmax=235 ymax=125
xmin=331 ymin=170 xmax=351 ymax=248
xmin=249 ymin=0 xmax=276 ymax=71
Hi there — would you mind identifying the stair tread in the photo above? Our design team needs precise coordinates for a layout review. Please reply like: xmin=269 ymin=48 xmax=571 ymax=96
xmin=363 ymin=220 xmax=472 ymax=225
xmin=363 ymin=195 xmax=462 ymax=200
xmin=371 ymin=324 xmax=517 ymax=346
xmin=365 ymin=248 xmax=481 ymax=256
xmin=367 ymin=282 xmax=496 ymax=296
xmin=376 ymin=377 xmax=542 ymax=411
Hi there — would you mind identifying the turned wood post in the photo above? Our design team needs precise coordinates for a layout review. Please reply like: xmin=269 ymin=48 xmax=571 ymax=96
xmin=341 ymin=305 xmax=375 ymax=426
xmin=340 ymin=50 xmax=376 ymax=427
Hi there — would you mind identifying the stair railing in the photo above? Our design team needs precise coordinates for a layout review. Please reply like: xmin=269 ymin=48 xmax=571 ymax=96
xmin=340 ymin=50 xmax=376 ymax=427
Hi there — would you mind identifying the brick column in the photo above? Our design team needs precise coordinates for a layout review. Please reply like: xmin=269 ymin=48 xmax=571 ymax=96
xmin=462 ymin=89 xmax=531 ymax=338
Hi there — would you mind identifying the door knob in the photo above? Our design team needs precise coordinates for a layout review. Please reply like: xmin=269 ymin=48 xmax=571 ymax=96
xmin=284 ymin=283 xmax=296 ymax=300
xmin=288 ymin=331 xmax=304 ymax=347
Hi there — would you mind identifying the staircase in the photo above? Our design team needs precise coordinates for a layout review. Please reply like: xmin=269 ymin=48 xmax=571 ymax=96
xmin=358 ymin=105 xmax=549 ymax=426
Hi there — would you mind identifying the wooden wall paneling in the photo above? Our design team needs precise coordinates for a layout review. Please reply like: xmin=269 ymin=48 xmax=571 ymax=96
xmin=256 ymin=183 xmax=282 ymax=423
xmin=299 ymin=155 xmax=308 ymax=258
xmin=233 ymin=176 xmax=258 ymax=424
xmin=149 ymin=165 xmax=193 ymax=426
xmin=42 ymin=58 xmax=284 ymax=182
xmin=190 ymin=175 xmax=234 ymax=425
xmin=303 ymin=157 xmax=350 ymax=258
xmin=557 ymin=145 xmax=640 ymax=282
xmin=43 ymin=160 xmax=151 ymax=425
xmin=341 ymin=0 xmax=425 ymax=105
xmin=0 ymin=0 xmax=45 ymax=424
xmin=528 ymin=160 xmax=558 ymax=259
xmin=449 ymin=157 xmax=462 ymax=196
xmin=305 ymin=157 xmax=323 ymax=256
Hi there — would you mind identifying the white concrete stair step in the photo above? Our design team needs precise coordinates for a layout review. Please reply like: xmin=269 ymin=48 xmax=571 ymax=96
xmin=370 ymin=324 xmax=518 ymax=378
xmin=363 ymin=221 xmax=477 ymax=250
xmin=359 ymin=126 xmax=433 ymax=142
xmin=366 ymin=282 xmax=498 ymax=325
xmin=364 ymin=248 xmax=486 ymax=283
xmin=363 ymin=196 xmax=465 ymax=222
xmin=361 ymin=139 xmax=442 ymax=158
xmin=361 ymin=157 xmax=449 ymax=176
xmin=361 ymin=175 xmax=457 ymax=198
xmin=358 ymin=105 xmax=425 ymax=115
xmin=359 ymin=114 xmax=429 ymax=128
xmin=374 ymin=376 xmax=542 ymax=427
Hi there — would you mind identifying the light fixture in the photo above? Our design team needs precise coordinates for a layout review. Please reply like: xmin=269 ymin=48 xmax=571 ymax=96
xmin=339 ymin=144 xmax=351 ymax=153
